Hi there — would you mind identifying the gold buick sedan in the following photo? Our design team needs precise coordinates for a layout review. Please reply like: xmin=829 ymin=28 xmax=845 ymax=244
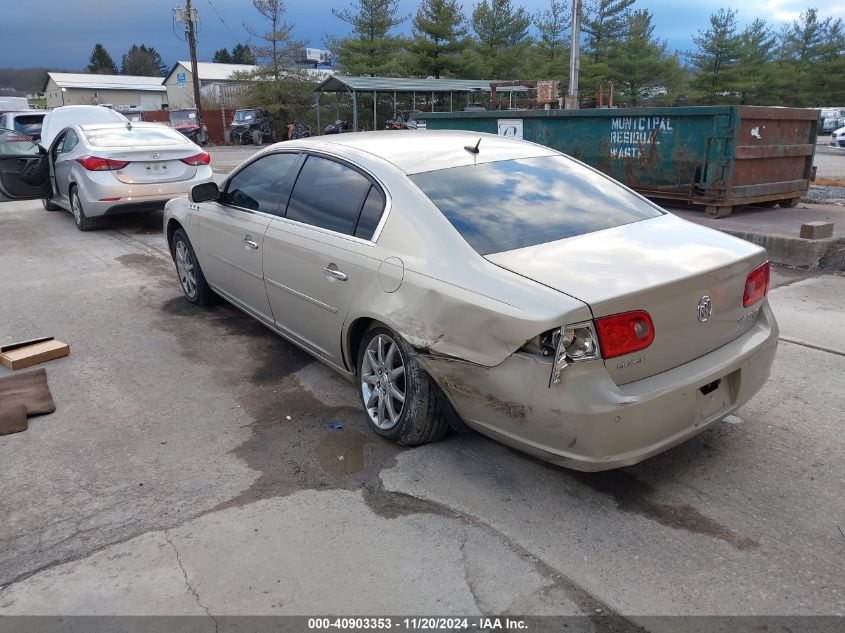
xmin=163 ymin=130 xmax=778 ymax=471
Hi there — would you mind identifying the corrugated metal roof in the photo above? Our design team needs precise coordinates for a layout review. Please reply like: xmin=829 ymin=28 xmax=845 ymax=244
xmin=46 ymin=73 xmax=166 ymax=92
xmin=174 ymin=61 xmax=259 ymax=81
xmin=315 ymin=76 xmax=493 ymax=93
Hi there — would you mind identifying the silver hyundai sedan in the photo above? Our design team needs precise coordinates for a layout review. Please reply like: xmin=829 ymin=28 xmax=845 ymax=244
xmin=162 ymin=130 xmax=778 ymax=471
xmin=0 ymin=120 xmax=212 ymax=231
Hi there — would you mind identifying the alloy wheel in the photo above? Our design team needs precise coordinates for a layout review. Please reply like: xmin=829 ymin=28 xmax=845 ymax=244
xmin=361 ymin=334 xmax=407 ymax=430
xmin=174 ymin=240 xmax=197 ymax=298
xmin=71 ymin=193 xmax=82 ymax=225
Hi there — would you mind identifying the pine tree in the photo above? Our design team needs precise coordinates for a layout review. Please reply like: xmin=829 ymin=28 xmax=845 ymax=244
xmin=687 ymin=8 xmax=741 ymax=103
xmin=231 ymin=43 xmax=258 ymax=65
xmin=775 ymin=8 xmax=844 ymax=106
xmin=87 ymin=44 xmax=117 ymax=75
xmin=245 ymin=0 xmax=301 ymax=82
xmin=328 ymin=0 xmax=408 ymax=76
xmin=533 ymin=0 xmax=570 ymax=71
xmin=121 ymin=45 xmax=168 ymax=76
xmin=580 ymin=0 xmax=636 ymax=98
xmin=213 ymin=48 xmax=233 ymax=63
xmin=408 ymin=0 xmax=469 ymax=78
xmin=606 ymin=10 xmax=681 ymax=105
xmin=470 ymin=0 xmax=532 ymax=79
xmin=583 ymin=0 xmax=636 ymax=65
xmin=735 ymin=19 xmax=777 ymax=105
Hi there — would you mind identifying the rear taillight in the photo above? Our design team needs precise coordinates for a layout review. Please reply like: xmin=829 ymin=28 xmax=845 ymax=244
xmin=743 ymin=261 xmax=770 ymax=307
xmin=595 ymin=310 xmax=655 ymax=359
xmin=180 ymin=151 xmax=211 ymax=166
xmin=76 ymin=156 xmax=129 ymax=171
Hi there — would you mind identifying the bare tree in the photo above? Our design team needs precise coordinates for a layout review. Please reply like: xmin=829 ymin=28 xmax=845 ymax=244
xmin=244 ymin=0 xmax=302 ymax=82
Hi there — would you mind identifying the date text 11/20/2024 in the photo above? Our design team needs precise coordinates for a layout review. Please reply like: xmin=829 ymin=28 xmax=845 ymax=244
xmin=307 ymin=617 xmax=528 ymax=630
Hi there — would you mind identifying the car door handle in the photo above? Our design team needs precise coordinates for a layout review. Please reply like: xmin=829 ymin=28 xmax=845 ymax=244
xmin=242 ymin=235 xmax=259 ymax=250
xmin=323 ymin=266 xmax=348 ymax=281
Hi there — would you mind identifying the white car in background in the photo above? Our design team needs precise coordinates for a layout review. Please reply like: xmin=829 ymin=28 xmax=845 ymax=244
xmin=0 ymin=106 xmax=213 ymax=230
xmin=830 ymin=125 xmax=845 ymax=149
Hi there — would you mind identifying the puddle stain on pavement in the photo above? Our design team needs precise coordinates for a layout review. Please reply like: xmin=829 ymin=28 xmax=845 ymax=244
xmin=155 ymin=295 xmax=406 ymax=515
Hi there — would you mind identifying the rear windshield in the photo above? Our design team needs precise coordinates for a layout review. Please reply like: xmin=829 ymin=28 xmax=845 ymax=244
xmin=84 ymin=126 xmax=188 ymax=147
xmin=409 ymin=156 xmax=663 ymax=255
xmin=13 ymin=115 xmax=44 ymax=136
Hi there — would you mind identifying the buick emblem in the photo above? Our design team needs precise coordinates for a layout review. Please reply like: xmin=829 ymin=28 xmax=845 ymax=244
xmin=151 ymin=153 xmax=161 ymax=159
xmin=697 ymin=295 xmax=713 ymax=322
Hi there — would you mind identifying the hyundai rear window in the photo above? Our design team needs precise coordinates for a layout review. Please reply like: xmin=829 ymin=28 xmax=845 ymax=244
xmin=410 ymin=156 xmax=663 ymax=255
xmin=84 ymin=127 xmax=188 ymax=147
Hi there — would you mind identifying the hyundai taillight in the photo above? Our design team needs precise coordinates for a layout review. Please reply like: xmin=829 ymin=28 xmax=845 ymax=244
xmin=76 ymin=156 xmax=129 ymax=171
xmin=743 ymin=261 xmax=770 ymax=307
xmin=180 ymin=152 xmax=211 ymax=166
xmin=595 ymin=310 xmax=655 ymax=359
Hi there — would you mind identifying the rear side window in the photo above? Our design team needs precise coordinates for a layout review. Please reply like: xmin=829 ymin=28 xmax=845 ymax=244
xmin=410 ymin=155 xmax=663 ymax=255
xmin=286 ymin=155 xmax=374 ymax=236
xmin=221 ymin=152 xmax=300 ymax=215
xmin=84 ymin=126 xmax=188 ymax=147
xmin=354 ymin=186 xmax=386 ymax=239
xmin=12 ymin=115 xmax=44 ymax=136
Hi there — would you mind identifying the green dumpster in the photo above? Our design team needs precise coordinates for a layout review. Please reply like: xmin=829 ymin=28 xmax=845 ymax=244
xmin=416 ymin=106 xmax=819 ymax=217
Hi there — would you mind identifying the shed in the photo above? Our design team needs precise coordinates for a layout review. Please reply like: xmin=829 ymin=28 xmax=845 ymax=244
xmin=313 ymin=76 xmax=493 ymax=132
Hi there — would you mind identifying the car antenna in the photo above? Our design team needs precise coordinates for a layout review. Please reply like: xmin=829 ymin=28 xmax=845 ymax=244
xmin=463 ymin=138 xmax=481 ymax=155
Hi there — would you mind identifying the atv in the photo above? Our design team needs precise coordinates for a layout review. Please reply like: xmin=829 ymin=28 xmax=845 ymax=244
xmin=168 ymin=108 xmax=208 ymax=145
xmin=226 ymin=108 xmax=275 ymax=145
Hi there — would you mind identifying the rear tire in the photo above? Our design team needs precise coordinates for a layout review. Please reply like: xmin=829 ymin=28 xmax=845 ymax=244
xmin=779 ymin=197 xmax=800 ymax=208
xmin=357 ymin=326 xmax=448 ymax=446
xmin=170 ymin=228 xmax=217 ymax=305
xmin=70 ymin=188 xmax=97 ymax=231
xmin=41 ymin=198 xmax=60 ymax=211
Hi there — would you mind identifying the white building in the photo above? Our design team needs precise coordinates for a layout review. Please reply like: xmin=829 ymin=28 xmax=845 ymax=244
xmin=43 ymin=73 xmax=167 ymax=111
xmin=163 ymin=61 xmax=258 ymax=109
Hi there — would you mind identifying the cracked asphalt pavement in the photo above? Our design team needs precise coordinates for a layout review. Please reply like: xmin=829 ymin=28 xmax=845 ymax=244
xmin=0 ymin=195 xmax=843 ymax=624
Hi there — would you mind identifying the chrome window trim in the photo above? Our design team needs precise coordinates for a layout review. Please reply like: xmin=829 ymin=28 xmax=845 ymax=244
xmin=217 ymin=149 xmax=303 ymax=217
xmin=215 ymin=145 xmax=394 ymax=245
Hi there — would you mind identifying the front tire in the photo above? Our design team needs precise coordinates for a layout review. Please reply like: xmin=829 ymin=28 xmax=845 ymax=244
xmin=70 ymin=188 xmax=97 ymax=231
xmin=357 ymin=327 xmax=448 ymax=446
xmin=170 ymin=228 xmax=216 ymax=305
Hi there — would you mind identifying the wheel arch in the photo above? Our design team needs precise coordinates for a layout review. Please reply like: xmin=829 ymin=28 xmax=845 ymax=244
xmin=166 ymin=217 xmax=184 ymax=250
xmin=345 ymin=316 xmax=377 ymax=375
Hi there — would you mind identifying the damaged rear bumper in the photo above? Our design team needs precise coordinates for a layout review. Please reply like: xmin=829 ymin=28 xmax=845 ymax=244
xmin=419 ymin=302 xmax=778 ymax=472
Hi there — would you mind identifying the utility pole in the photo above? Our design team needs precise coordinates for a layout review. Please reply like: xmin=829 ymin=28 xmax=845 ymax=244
xmin=566 ymin=0 xmax=581 ymax=110
xmin=175 ymin=2 xmax=203 ymax=119
xmin=185 ymin=0 xmax=203 ymax=121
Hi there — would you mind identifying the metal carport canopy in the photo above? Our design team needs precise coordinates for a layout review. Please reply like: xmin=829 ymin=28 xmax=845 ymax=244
xmin=314 ymin=75 xmax=493 ymax=132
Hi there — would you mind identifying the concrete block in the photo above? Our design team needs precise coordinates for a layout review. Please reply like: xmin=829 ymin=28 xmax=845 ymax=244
xmin=800 ymin=222 xmax=834 ymax=239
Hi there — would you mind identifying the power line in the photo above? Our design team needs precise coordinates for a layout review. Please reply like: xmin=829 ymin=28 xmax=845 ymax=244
xmin=206 ymin=0 xmax=240 ymax=44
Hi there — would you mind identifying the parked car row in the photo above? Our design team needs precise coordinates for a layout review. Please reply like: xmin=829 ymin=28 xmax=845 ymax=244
xmin=0 ymin=116 xmax=778 ymax=471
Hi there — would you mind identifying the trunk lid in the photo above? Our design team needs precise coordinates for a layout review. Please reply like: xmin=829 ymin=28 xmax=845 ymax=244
xmin=486 ymin=214 xmax=768 ymax=385
xmin=101 ymin=147 xmax=200 ymax=184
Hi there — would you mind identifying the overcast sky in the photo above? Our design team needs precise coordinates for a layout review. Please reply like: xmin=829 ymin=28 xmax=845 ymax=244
xmin=2 ymin=0 xmax=843 ymax=70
